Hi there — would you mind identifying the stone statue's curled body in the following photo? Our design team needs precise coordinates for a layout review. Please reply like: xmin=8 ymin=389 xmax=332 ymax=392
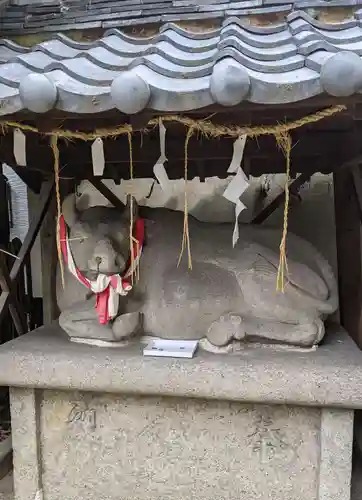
xmin=56 ymin=194 xmax=338 ymax=351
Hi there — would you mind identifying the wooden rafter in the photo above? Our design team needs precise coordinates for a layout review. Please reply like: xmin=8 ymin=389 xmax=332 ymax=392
xmin=1 ymin=120 xmax=361 ymax=184
xmin=0 ymin=253 xmax=27 ymax=336
xmin=88 ymin=178 xmax=125 ymax=210
xmin=251 ymin=172 xmax=312 ymax=225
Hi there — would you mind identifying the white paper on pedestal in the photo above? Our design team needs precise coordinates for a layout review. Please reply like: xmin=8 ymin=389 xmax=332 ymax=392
xmin=92 ymin=137 xmax=105 ymax=176
xmin=223 ymin=135 xmax=249 ymax=247
xmin=13 ymin=128 xmax=26 ymax=167
xmin=143 ymin=339 xmax=198 ymax=358
xmin=153 ymin=120 xmax=169 ymax=190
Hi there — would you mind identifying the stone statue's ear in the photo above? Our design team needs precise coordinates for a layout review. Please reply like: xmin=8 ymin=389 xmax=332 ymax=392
xmin=62 ymin=193 xmax=78 ymax=228
xmin=122 ymin=194 xmax=138 ymax=222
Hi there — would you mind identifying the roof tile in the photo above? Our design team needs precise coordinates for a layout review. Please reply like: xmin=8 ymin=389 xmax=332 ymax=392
xmin=1 ymin=0 xmax=360 ymax=37
xmin=0 ymin=11 xmax=360 ymax=116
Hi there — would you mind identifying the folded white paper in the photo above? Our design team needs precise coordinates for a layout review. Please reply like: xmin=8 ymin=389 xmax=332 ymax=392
xmin=227 ymin=135 xmax=248 ymax=174
xmin=92 ymin=137 xmax=105 ymax=176
xmin=153 ymin=119 xmax=169 ymax=189
xmin=144 ymin=339 xmax=198 ymax=358
xmin=223 ymin=135 xmax=249 ymax=246
xmin=13 ymin=128 xmax=26 ymax=167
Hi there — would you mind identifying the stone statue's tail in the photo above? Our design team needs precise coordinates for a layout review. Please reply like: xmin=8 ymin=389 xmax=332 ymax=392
xmin=287 ymin=235 xmax=338 ymax=316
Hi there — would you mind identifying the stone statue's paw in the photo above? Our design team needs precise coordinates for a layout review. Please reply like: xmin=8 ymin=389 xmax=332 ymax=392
xmin=274 ymin=318 xmax=326 ymax=347
xmin=112 ymin=312 xmax=142 ymax=340
xmin=206 ymin=313 xmax=246 ymax=347
xmin=315 ymin=318 xmax=325 ymax=345
xmin=199 ymin=338 xmax=236 ymax=353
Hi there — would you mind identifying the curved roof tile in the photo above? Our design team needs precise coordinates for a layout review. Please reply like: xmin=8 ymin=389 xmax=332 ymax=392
xmin=1 ymin=11 xmax=362 ymax=113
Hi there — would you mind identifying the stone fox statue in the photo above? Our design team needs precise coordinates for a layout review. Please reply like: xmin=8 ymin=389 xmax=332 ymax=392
xmin=57 ymin=194 xmax=338 ymax=350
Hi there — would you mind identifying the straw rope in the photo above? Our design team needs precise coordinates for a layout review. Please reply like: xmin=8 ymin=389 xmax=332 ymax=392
xmin=178 ymin=127 xmax=194 ymax=270
xmin=3 ymin=103 xmax=346 ymax=291
xmin=127 ymin=132 xmax=134 ymax=285
xmin=1 ymin=104 xmax=345 ymax=141
xmin=275 ymin=132 xmax=292 ymax=292
xmin=50 ymin=135 xmax=65 ymax=289
xmin=127 ymin=131 xmax=140 ymax=285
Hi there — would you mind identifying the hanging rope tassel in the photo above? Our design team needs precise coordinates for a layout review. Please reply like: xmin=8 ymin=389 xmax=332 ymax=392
xmin=275 ymin=132 xmax=292 ymax=293
xmin=178 ymin=127 xmax=194 ymax=270
xmin=127 ymin=130 xmax=137 ymax=285
xmin=51 ymin=134 xmax=65 ymax=289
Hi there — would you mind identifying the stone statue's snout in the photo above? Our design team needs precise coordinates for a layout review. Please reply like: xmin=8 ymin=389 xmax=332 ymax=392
xmin=90 ymin=239 xmax=126 ymax=275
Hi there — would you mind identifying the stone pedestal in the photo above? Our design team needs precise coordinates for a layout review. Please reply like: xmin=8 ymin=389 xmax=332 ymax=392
xmin=0 ymin=324 xmax=361 ymax=500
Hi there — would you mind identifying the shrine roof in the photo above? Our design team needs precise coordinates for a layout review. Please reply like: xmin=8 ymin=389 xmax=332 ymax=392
xmin=0 ymin=0 xmax=360 ymax=35
xmin=1 ymin=9 xmax=362 ymax=114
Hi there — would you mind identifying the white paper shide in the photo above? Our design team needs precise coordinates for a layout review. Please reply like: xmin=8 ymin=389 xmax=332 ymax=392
xmin=222 ymin=135 xmax=249 ymax=246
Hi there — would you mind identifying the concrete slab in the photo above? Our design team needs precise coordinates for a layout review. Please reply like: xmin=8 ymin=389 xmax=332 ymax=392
xmin=0 ymin=323 xmax=362 ymax=408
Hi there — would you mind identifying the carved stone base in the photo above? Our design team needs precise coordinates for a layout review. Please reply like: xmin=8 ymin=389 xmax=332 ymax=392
xmin=0 ymin=323 xmax=358 ymax=500
xmin=9 ymin=389 xmax=353 ymax=500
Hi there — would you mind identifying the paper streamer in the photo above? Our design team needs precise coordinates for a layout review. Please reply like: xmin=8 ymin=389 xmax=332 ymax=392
xmin=223 ymin=135 xmax=249 ymax=247
xmin=13 ymin=128 xmax=26 ymax=166
xmin=227 ymin=135 xmax=248 ymax=174
xmin=92 ymin=137 xmax=105 ymax=176
xmin=153 ymin=120 xmax=169 ymax=190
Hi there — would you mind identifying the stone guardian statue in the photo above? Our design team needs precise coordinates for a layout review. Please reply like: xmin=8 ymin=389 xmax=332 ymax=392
xmin=56 ymin=194 xmax=338 ymax=351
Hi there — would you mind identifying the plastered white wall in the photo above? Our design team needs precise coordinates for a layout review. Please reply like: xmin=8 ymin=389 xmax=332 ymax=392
xmin=77 ymin=173 xmax=336 ymax=267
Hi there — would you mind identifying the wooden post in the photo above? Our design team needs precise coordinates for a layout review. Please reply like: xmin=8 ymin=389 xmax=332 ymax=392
xmin=0 ymin=166 xmax=10 ymax=248
xmin=334 ymin=166 xmax=362 ymax=346
xmin=40 ymin=195 xmax=57 ymax=326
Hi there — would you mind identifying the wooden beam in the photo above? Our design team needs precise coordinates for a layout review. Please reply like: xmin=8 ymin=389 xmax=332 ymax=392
xmin=0 ymin=180 xmax=54 ymax=326
xmin=6 ymin=166 xmax=44 ymax=194
xmin=0 ymin=168 xmax=10 ymax=248
xmin=0 ymin=128 xmax=356 ymax=162
xmin=334 ymin=162 xmax=362 ymax=346
xmin=25 ymin=251 xmax=35 ymax=330
xmin=88 ymin=178 xmax=125 ymax=210
xmin=0 ymin=153 xmax=342 ymax=181
xmin=0 ymin=253 xmax=27 ymax=336
xmin=4 ymin=94 xmax=353 ymax=125
xmin=350 ymin=164 xmax=362 ymax=349
xmin=351 ymin=164 xmax=362 ymax=223
xmin=0 ymin=126 xmax=361 ymax=183
xmin=251 ymin=172 xmax=312 ymax=224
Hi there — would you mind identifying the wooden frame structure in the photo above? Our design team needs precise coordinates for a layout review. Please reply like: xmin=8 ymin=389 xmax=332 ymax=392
xmin=0 ymin=99 xmax=360 ymax=347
